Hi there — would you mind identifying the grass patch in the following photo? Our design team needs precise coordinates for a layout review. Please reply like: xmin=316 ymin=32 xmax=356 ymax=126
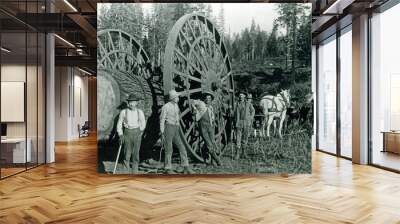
xmin=99 ymin=121 xmax=312 ymax=174
xmin=192 ymin=121 xmax=311 ymax=174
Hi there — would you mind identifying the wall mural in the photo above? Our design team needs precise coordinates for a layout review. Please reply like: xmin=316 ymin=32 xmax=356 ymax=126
xmin=97 ymin=3 xmax=312 ymax=175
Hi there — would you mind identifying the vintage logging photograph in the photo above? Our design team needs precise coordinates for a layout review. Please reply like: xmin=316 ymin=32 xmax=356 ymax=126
xmin=97 ymin=3 xmax=312 ymax=174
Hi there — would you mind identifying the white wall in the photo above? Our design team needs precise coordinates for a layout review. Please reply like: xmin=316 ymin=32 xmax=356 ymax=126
xmin=55 ymin=66 xmax=89 ymax=141
xmin=1 ymin=65 xmax=26 ymax=139
xmin=71 ymin=72 xmax=89 ymax=138
xmin=1 ymin=63 xmax=46 ymax=164
xmin=1 ymin=64 xmax=26 ymax=81
xmin=1 ymin=65 xmax=26 ymax=130
xmin=55 ymin=66 xmax=69 ymax=141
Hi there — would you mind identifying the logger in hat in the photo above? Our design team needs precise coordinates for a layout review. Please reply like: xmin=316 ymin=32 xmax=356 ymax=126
xmin=116 ymin=93 xmax=146 ymax=174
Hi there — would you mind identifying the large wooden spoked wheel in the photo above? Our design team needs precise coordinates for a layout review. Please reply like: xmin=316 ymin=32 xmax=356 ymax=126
xmin=163 ymin=13 xmax=235 ymax=163
xmin=97 ymin=29 xmax=153 ymax=140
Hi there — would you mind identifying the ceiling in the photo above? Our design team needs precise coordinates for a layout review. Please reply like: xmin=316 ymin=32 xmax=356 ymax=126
xmin=0 ymin=0 xmax=394 ymax=74
xmin=0 ymin=0 xmax=98 ymax=74
xmin=311 ymin=0 xmax=390 ymax=43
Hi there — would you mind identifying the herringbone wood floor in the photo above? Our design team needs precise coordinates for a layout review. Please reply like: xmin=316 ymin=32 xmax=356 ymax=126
xmin=1 ymin=135 xmax=400 ymax=224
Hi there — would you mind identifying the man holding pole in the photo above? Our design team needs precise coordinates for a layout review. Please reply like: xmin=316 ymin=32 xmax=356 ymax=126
xmin=160 ymin=89 xmax=194 ymax=174
xmin=117 ymin=94 xmax=146 ymax=174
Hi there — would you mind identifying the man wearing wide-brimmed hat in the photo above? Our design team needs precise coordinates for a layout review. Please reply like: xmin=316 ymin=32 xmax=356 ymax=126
xmin=117 ymin=93 xmax=146 ymax=174
xmin=160 ymin=89 xmax=194 ymax=174
xmin=191 ymin=91 xmax=222 ymax=166
xmin=234 ymin=91 xmax=254 ymax=159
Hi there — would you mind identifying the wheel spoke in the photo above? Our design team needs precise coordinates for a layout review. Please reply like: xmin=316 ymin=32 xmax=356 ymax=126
xmin=98 ymin=40 xmax=115 ymax=69
xmin=197 ymin=39 xmax=212 ymax=71
xmin=177 ymin=32 xmax=190 ymax=57
xmin=136 ymin=47 xmax=144 ymax=69
xmin=191 ymin=46 xmax=209 ymax=73
xmin=213 ymin=27 xmax=217 ymax=43
xmin=119 ymin=32 xmax=123 ymax=52
xmin=107 ymin=32 xmax=116 ymax=52
xmin=174 ymin=48 xmax=190 ymax=64
xmin=197 ymin=16 xmax=208 ymax=36
xmin=180 ymin=119 xmax=186 ymax=128
xmin=97 ymin=37 xmax=105 ymax=58
xmin=192 ymin=138 xmax=200 ymax=151
xmin=216 ymin=120 xmax=227 ymax=139
xmin=185 ymin=122 xmax=196 ymax=138
xmin=174 ymin=70 xmax=202 ymax=83
xmin=175 ymin=49 xmax=207 ymax=78
xmin=179 ymin=87 xmax=202 ymax=96
xmin=207 ymin=39 xmax=214 ymax=60
xmin=221 ymin=86 xmax=234 ymax=93
xmin=179 ymin=30 xmax=192 ymax=49
xmin=221 ymin=71 xmax=232 ymax=82
xmin=180 ymin=107 xmax=191 ymax=118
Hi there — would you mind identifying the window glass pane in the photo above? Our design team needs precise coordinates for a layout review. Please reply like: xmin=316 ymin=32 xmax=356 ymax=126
xmin=1 ymin=31 xmax=27 ymax=177
xmin=38 ymin=32 xmax=45 ymax=165
xmin=0 ymin=1 xmax=46 ymax=179
xmin=371 ymin=3 xmax=400 ymax=171
xmin=340 ymin=27 xmax=352 ymax=158
xmin=27 ymin=31 xmax=38 ymax=169
xmin=318 ymin=35 xmax=337 ymax=154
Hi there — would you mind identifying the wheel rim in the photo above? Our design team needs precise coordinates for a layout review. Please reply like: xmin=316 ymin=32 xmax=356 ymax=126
xmin=97 ymin=29 xmax=153 ymax=139
xmin=98 ymin=29 xmax=149 ymax=78
xmin=164 ymin=14 xmax=235 ymax=163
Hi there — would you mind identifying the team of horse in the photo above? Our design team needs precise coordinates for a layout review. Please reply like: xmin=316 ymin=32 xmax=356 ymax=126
xmin=259 ymin=89 xmax=291 ymax=138
xmin=255 ymin=89 xmax=312 ymax=138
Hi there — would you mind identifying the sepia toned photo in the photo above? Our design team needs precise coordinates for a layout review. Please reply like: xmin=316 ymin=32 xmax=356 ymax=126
xmin=97 ymin=3 xmax=312 ymax=175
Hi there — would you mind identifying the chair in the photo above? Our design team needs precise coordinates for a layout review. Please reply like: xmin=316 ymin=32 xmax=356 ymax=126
xmin=78 ymin=121 xmax=90 ymax=138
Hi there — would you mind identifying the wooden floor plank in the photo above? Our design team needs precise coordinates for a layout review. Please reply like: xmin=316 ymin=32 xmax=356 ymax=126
xmin=0 ymin=135 xmax=400 ymax=223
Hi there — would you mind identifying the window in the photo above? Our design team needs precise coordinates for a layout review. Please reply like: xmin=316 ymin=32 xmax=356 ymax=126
xmin=370 ymin=3 xmax=400 ymax=171
xmin=340 ymin=26 xmax=352 ymax=158
xmin=0 ymin=2 xmax=47 ymax=179
xmin=317 ymin=35 xmax=337 ymax=154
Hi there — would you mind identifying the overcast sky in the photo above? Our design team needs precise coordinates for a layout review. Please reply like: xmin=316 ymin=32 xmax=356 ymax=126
xmin=139 ymin=3 xmax=281 ymax=35
xmin=209 ymin=3 xmax=279 ymax=35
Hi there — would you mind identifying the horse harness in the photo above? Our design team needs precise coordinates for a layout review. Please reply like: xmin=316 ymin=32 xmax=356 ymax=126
xmin=263 ymin=93 xmax=289 ymax=113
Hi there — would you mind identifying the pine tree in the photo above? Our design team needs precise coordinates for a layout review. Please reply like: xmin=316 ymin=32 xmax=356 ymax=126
xmin=254 ymin=25 xmax=264 ymax=60
xmin=265 ymin=23 xmax=279 ymax=58
xmin=276 ymin=3 xmax=307 ymax=82
xmin=217 ymin=4 xmax=225 ymax=35
xmin=296 ymin=6 xmax=312 ymax=67
xmin=242 ymin=28 xmax=252 ymax=61
xmin=249 ymin=18 xmax=257 ymax=60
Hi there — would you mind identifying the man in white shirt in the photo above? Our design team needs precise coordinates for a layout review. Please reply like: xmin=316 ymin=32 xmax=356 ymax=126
xmin=117 ymin=94 xmax=146 ymax=174
xmin=160 ymin=89 xmax=193 ymax=174
xmin=191 ymin=91 xmax=222 ymax=166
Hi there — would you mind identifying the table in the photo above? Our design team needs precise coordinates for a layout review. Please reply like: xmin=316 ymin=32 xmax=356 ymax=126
xmin=382 ymin=131 xmax=400 ymax=154
xmin=1 ymin=138 xmax=31 ymax=163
